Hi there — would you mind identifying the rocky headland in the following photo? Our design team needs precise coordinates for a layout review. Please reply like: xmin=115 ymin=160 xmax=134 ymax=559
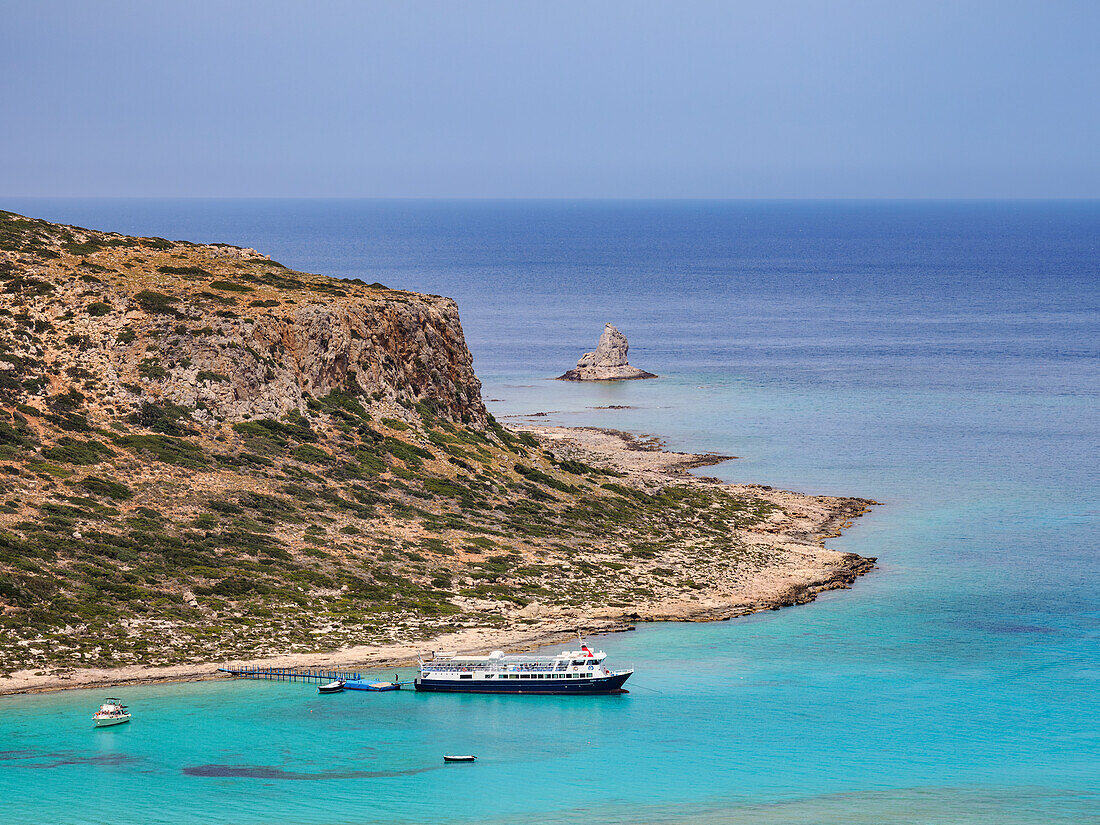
xmin=0 ymin=211 xmax=874 ymax=694
xmin=558 ymin=323 xmax=656 ymax=381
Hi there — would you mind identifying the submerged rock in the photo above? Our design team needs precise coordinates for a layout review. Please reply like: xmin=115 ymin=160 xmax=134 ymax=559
xmin=558 ymin=323 xmax=656 ymax=381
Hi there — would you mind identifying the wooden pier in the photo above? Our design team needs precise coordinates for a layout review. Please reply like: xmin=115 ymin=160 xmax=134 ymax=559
xmin=218 ymin=666 xmax=364 ymax=684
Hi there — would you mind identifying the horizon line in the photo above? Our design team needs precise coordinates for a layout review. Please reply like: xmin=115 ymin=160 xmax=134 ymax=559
xmin=4 ymin=195 xmax=1100 ymax=203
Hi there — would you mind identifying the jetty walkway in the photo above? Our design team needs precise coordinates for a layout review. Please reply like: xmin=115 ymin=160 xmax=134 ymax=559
xmin=218 ymin=666 xmax=364 ymax=684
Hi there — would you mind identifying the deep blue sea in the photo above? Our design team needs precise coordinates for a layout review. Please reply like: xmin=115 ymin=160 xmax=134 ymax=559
xmin=2 ymin=200 xmax=1097 ymax=824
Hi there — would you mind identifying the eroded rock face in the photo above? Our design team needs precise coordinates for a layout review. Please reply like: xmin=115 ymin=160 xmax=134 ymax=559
xmin=558 ymin=323 xmax=656 ymax=381
xmin=0 ymin=210 xmax=487 ymax=427
xmin=159 ymin=294 xmax=486 ymax=424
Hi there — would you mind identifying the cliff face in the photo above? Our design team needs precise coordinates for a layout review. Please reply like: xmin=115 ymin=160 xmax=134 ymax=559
xmin=0 ymin=210 xmax=485 ymax=427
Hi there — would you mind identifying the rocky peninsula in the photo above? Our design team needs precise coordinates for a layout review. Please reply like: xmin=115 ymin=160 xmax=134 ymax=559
xmin=558 ymin=323 xmax=656 ymax=380
xmin=0 ymin=211 xmax=874 ymax=694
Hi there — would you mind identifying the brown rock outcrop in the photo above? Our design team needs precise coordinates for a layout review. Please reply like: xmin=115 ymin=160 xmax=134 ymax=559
xmin=0 ymin=210 xmax=486 ymax=426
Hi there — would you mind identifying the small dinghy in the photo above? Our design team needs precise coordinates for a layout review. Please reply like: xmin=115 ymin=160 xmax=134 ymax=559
xmin=443 ymin=754 xmax=477 ymax=763
xmin=318 ymin=680 xmax=345 ymax=694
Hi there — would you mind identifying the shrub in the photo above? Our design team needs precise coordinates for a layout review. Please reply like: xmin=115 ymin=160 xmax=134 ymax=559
xmin=133 ymin=290 xmax=179 ymax=314
xmin=48 ymin=388 xmax=85 ymax=413
xmin=76 ymin=476 xmax=134 ymax=500
xmin=42 ymin=437 xmax=114 ymax=465
xmin=198 ymin=291 xmax=236 ymax=306
xmin=3 ymin=277 xmax=54 ymax=296
xmin=138 ymin=358 xmax=167 ymax=380
xmin=114 ymin=434 xmax=207 ymax=467
xmin=127 ymin=401 xmax=195 ymax=436
xmin=383 ymin=437 xmax=433 ymax=469
xmin=157 ymin=265 xmax=209 ymax=276
xmin=86 ymin=302 xmax=112 ymax=316
xmin=309 ymin=389 xmax=370 ymax=422
xmin=355 ymin=449 xmax=386 ymax=475
xmin=291 ymin=444 xmax=332 ymax=464
xmin=208 ymin=280 xmax=253 ymax=293
xmin=0 ymin=414 xmax=37 ymax=456
xmin=200 ymin=576 xmax=268 ymax=597
xmin=556 ymin=458 xmax=604 ymax=475
xmin=63 ymin=239 xmax=107 ymax=255
xmin=197 ymin=370 xmax=229 ymax=383
xmin=423 ymin=478 xmax=468 ymax=498
xmin=514 ymin=463 xmax=577 ymax=493
xmin=232 ymin=413 xmax=317 ymax=448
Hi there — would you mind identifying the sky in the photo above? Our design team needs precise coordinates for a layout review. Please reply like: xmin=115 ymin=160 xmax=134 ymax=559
xmin=2 ymin=0 xmax=1098 ymax=198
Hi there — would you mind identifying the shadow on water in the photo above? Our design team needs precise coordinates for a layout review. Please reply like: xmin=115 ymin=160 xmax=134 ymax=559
xmin=182 ymin=763 xmax=446 ymax=780
xmin=0 ymin=750 xmax=140 ymax=769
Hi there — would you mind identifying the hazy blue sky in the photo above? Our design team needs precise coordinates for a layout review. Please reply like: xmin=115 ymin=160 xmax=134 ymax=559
xmin=2 ymin=1 xmax=1098 ymax=198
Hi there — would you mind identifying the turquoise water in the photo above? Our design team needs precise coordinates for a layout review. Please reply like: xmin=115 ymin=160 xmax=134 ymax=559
xmin=1 ymin=200 xmax=1097 ymax=823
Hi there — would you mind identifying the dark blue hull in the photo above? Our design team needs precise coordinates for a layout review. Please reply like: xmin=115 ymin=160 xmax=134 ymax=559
xmin=414 ymin=671 xmax=631 ymax=695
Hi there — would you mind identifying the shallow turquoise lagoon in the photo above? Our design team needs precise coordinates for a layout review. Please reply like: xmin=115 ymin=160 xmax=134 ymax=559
xmin=2 ymin=200 xmax=1097 ymax=823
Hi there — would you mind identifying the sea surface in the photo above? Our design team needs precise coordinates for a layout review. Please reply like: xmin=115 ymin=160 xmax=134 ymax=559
xmin=1 ymin=199 xmax=1097 ymax=824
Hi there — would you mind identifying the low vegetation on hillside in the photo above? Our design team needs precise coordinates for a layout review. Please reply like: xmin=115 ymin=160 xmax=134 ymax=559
xmin=0 ymin=211 xmax=785 ymax=674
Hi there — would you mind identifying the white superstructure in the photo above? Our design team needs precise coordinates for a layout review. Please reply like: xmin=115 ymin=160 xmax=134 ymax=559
xmin=92 ymin=699 xmax=131 ymax=727
xmin=415 ymin=644 xmax=632 ymax=694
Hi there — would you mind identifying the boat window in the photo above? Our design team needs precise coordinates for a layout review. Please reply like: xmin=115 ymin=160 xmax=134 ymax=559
xmin=460 ymin=674 xmax=472 ymax=679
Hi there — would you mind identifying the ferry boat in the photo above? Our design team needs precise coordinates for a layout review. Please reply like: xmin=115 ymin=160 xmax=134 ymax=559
xmin=92 ymin=699 xmax=131 ymax=727
xmin=415 ymin=645 xmax=631 ymax=694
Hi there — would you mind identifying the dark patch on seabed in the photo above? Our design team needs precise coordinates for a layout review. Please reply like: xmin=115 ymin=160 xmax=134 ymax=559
xmin=963 ymin=621 xmax=1061 ymax=636
xmin=0 ymin=749 xmax=139 ymax=769
xmin=183 ymin=763 xmax=444 ymax=780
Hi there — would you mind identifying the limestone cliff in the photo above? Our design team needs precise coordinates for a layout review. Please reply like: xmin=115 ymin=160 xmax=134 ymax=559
xmin=0 ymin=210 xmax=485 ymax=427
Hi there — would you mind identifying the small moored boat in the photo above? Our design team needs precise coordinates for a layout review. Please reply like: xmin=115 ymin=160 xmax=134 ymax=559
xmin=93 ymin=699 xmax=131 ymax=727
xmin=443 ymin=754 xmax=477 ymax=763
xmin=318 ymin=680 xmax=345 ymax=694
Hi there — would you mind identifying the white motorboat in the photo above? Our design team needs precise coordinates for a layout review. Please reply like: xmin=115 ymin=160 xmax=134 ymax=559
xmin=92 ymin=698 xmax=131 ymax=727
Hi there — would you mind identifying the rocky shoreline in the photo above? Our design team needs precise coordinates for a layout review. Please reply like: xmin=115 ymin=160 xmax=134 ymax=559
xmin=1 ymin=425 xmax=877 ymax=697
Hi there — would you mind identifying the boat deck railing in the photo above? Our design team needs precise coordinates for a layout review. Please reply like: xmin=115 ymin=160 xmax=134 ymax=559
xmin=423 ymin=662 xmax=574 ymax=673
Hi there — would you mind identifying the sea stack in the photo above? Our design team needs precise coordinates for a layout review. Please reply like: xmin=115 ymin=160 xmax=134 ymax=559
xmin=557 ymin=323 xmax=657 ymax=381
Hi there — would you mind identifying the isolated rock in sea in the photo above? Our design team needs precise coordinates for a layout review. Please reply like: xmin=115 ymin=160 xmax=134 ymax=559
xmin=557 ymin=323 xmax=656 ymax=381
